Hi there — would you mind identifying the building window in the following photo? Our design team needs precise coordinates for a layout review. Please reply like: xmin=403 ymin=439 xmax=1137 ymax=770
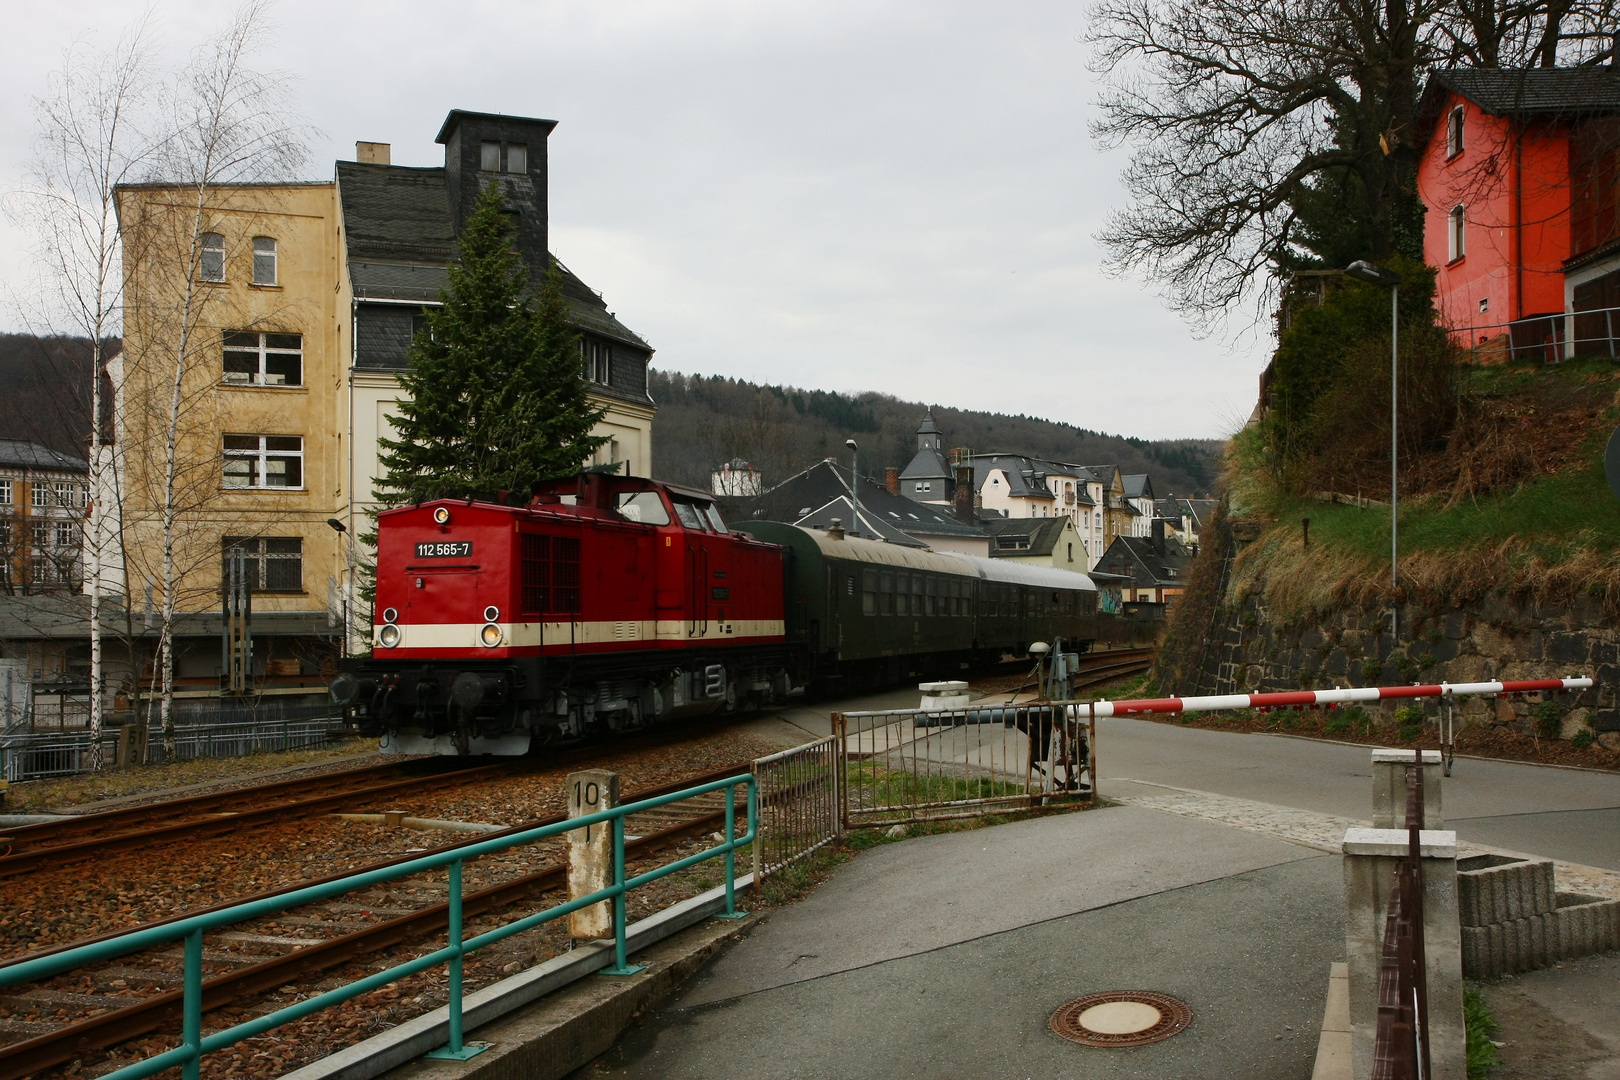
xmin=30 ymin=523 xmax=47 ymax=549
xmin=0 ymin=481 xmax=11 ymax=506
xmin=222 ymin=536 xmax=304 ymax=592
xmin=1068 ymin=542 xmax=1074 ymax=562
xmin=252 ymin=237 xmax=278 ymax=285
xmin=1446 ymin=107 xmax=1464 ymax=158
xmin=200 ymin=232 xmax=226 ymax=282
xmin=223 ymin=332 xmax=303 ymax=386
xmin=54 ymin=522 xmax=74 ymax=548
xmin=223 ymin=435 xmax=303 ymax=489
xmin=53 ymin=481 xmax=74 ymax=508
xmin=480 ymin=141 xmax=501 ymax=171
xmin=1448 ymin=205 xmax=1466 ymax=262
xmin=506 ymin=143 xmax=527 ymax=173
xmin=581 ymin=339 xmax=612 ymax=385
xmin=30 ymin=483 xmax=47 ymax=509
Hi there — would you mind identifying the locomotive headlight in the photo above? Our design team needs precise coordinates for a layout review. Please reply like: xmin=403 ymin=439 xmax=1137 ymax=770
xmin=484 ymin=605 xmax=500 ymax=623
xmin=378 ymin=623 xmax=402 ymax=649
xmin=480 ymin=623 xmax=503 ymax=648
xmin=432 ymin=506 xmax=451 ymax=525
xmin=382 ymin=607 xmax=399 ymax=624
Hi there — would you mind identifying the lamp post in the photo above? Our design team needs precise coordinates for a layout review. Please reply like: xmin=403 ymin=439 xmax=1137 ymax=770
xmin=845 ymin=439 xmax=861 ymax=538
xmin=1344 ymin=259 xmax=1403 ymax=634
xmin=326 ymin=517 xmax=350 ymax=657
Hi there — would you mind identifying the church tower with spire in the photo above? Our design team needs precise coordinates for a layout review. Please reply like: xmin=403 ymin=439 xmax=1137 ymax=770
xmin=898 ymin=408 xmax=954 ymax=505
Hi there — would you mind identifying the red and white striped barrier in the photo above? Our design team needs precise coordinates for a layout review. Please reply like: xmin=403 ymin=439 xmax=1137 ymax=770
xmin=1075 ymin=677 xmax=1593 ymax=719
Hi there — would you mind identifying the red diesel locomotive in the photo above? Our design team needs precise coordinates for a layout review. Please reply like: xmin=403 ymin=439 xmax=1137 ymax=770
xmin=330 ymin=473 xmax=796 ymax=755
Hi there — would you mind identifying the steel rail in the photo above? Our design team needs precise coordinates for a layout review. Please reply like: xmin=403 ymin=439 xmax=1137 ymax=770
xmin=0 ymin=757 xmax=432 ymax=846
xmin=0 ymin=763 xmax=748 ymax=973
xmin=0 ymin=764 xmax=515 ymax=878
xmin=0 ymin=783 xmax=746 ymax=1080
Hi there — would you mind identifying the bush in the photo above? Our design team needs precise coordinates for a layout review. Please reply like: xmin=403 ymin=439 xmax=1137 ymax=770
xmin=1361 ymin=657 xmax=1384 ymax=683
xmin=1533 ymin=700 xmax=1563 ymax=741
xmin=1572 ymin=729 xmax=1595 ymax=749
xmin=1396 ymin=705 xmax=1426 ymax=742
xmin=1325 ymin=714 xmax=1352 ymax=735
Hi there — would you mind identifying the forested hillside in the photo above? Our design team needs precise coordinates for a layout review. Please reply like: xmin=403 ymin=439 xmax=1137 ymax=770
xmin=649 ymin=370 xmax=1224 ymax=495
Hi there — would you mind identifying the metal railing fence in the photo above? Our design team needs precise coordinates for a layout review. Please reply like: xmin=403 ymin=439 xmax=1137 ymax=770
xmin=0 ymin=713 xmax=340 ymax=781
xmin=1450 ymin=303 xmax=1620 ymax=363
xmin=0 ymin=773 xmax=758 ymax=1079
xmin=834 ymin=701 xmax=1094 ymax=827
xmin=751 ymin=737 xmax=839 ymax=879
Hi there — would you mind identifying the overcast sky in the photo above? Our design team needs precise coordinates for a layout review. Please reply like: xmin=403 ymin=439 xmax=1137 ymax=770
xmin=0 ymin=1 xmax=1263 ymax=441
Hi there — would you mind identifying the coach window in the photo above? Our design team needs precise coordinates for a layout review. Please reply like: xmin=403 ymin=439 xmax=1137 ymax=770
xmin=862 ymin=569 xmax=877 ymax=615
xmin=912 ymin=575 xmax=923 ymax=614
xmin=880 ymin=572 xmax=895 ymax=615
xmin=895 ymin=573 xmax=909 ymax=616
xmin=616 ymin=490 xmax=670 ymax=525
xmin=924 ymin=576 xmax=937 ymax=616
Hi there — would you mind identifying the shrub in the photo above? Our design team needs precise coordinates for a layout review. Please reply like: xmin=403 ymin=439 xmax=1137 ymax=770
xmin=1340 ymin=705 xmax=1371 ymax=734
xmin=1395 ymin=653 xmax=1421 ymax=682
xmin=1241 ymin=609 xmax=1259 ymax=628
xmin=1361 ymin=657 xmax=1384 ymax=683
xmin=1464 ymin=987 xmax=1502 ymax=1079
xmin=1533 ymin=700 xmax=1563 ymax=741
xmin=1396 ymin=705 xmax=1426 ymax=742
xmin=1325 ymin=714 xmax=1352 ymax=735
xmin=1572 ymin=729 xmax=1595 ymax=749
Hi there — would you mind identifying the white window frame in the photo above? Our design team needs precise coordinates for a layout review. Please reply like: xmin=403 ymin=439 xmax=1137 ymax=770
xmin=252 ymin=237 xmax=278 ymax=285
xmin=0 ymin=480 xmax=12 ymax=506
xmin=223 ymin=434 xmax=305 ymax=490
xmin=30 ymin=483 xmax=47 ymax=509
xmin=200 ymin=232 xmax=226 ymax=282
xmin=223 ymin=332 xmax=304 ymax=387
xmin=1448 ymin=205 xmax=1466 ymax=262
xmin=1446 ymin=107 xmax=1464 ymax=158
xmin=54 ymin=521 xmax=74 ymax=548
xmin=580 ymin=339 xmax=612 ymax=385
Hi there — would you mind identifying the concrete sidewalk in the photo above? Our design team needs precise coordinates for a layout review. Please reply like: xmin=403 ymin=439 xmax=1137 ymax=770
xmin=570 ymin=805 xmax=1342 ymax=1079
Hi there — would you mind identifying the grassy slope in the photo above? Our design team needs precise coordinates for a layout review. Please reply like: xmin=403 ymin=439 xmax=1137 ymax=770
xmin=1224 ymin=356 xmax=1620 ymax=620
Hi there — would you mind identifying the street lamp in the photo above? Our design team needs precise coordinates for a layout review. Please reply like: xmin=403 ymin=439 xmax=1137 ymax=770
xmin=1344 ymin=259 xmax=1403 ymax=632
xmin=845 ymin=439 xmax=861 ymax=538
xmin=326 ymin=518 xmax=350 ymax=654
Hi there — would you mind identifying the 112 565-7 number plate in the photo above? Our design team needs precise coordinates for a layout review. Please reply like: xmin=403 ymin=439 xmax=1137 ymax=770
xmin=415 ymin=541 xmax=472 ymax=558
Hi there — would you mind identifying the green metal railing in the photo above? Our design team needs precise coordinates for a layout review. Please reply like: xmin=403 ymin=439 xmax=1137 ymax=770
xmin=0 ymin=774 xmax=757 ymax=1078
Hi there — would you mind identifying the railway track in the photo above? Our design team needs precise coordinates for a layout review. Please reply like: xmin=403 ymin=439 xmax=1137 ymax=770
xmin=0 ymin=760 xmax=513 ymax=879
xmin=0 ymin=763 xmax=753 ymax=1080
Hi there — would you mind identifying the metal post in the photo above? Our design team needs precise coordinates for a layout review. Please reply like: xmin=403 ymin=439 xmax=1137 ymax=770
xmin=1608 ymin=308 xmax=1615 ymax=360
xmin=1089 ymin=702 xmax=1098 ymax=801
xmin=1391 ymin=283 xmax=1399 ymax=642
xmin=1408 ymin=750 xmax=1432 ymax=1079
xmin=598 ymin=815 xmax=644 ymax=976
xmin=183 ymin=929 xmax=202 ymax=1080
xmin=425 ymin=859 xmax=485 ymax=1059
xmin=716 ymin=780 xmax=747 ymax=919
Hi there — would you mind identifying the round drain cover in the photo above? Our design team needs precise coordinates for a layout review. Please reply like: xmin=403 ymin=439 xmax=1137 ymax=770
xmin=1050 ymin=992 xmax=1192 ymax=1047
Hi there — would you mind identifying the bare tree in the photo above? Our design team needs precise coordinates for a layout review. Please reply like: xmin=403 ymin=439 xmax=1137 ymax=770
xmin=116 ymin=0 xmax=309 ymax=760
xmin=1087 ymin=0 xmax=1618 ymax=325
xmin=4 ymin=23 xmax=158 ymax=768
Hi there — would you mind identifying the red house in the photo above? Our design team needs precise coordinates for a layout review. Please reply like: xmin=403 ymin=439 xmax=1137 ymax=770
xmin=1415 ymin=68 xmax=1620 ymax=359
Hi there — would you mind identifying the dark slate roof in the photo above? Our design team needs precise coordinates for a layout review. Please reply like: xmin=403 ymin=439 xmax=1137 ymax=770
xmin=0 ymin=440 xmax=87 ymax=473
xmin=1155 ymin=497 xmax=1219 ymax=529
xmin=735 ymin=459 xmax=985 ymax=544
xmin=899 ymin=446 xmax=951 ymax=482
xmin=974 ymin=456 xmax=1055 ymax=499
xmin=1428 ymin=67 xmax=1620 ymax=116
xmin=336 ymin=161 xmax=651 ymax=352
xmin=1095 ymin=535 xmax=1192 ymax=589
xmin=982 ymin=516 xmax=1070 ymax=558
xmin=1122 ymin=473 xmax=1154 ymax=500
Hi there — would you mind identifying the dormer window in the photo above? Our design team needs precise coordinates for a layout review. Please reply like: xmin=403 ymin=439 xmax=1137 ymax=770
xmin=199 ymin=232 xmax=226 ymax=282
xmin=581 ymin=339 xmax=612 ymax=385
xmin=1446 ymin=107 xmax=1464 ymax=158
xmin=480 ymin=141 xmax=529 ymax=174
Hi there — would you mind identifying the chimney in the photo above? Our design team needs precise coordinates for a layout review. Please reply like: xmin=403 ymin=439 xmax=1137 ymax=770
xmin=954 ymin=464 xmax=975 ymax=524
xmin=828 ymin=518 xmax=845 ymax=540
xmin=885 ymin=468 xmax=900 ymax=496
xmin=355 ymin=141 xmax=391 ymax=165
xmin=1151 ymin=517 xmax=1167 ymax=556
xmin=436 ymin=110 xmax=558 ymax=281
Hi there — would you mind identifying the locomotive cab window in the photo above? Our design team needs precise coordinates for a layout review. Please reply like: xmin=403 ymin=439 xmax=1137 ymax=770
xmin=703 ymin=504 xmax=728 ymax=533
xmin=672 ymin=500 xmax=708 ymax=530
xmin=616 ymin=490 xmax=670 ymax=526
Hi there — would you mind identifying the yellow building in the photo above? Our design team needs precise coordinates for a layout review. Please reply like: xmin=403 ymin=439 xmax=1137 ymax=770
xmin=113 ymin=111 xmax=657 ymax=684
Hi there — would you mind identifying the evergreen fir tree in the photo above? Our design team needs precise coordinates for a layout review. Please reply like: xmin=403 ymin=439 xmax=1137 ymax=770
xmin=375 ymin=182 xmax=606 ymax=507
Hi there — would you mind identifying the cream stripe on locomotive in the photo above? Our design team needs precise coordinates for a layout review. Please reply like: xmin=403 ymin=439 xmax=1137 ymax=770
xmin=377 ymin=619 xmax=786 ymax=650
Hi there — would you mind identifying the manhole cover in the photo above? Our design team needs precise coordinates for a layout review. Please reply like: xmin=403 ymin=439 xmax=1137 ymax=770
xmin=1049 ymin=991 xmax=1192 ymax=1047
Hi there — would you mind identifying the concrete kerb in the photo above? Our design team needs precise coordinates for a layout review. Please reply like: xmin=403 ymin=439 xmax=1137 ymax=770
xmin=1310 ymin=962 xmax=1351 ymax=1080
xmin=280 ymin=876 xmax=758 ymax=1080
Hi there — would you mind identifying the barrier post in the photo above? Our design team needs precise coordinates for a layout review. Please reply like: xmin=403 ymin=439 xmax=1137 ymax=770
xmin=599 ymin=814 xmax=644 ymax=976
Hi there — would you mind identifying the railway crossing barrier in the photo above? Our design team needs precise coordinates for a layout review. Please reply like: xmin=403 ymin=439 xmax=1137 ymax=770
xmin=0 ymin=773 xmax=758 ymax=1079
